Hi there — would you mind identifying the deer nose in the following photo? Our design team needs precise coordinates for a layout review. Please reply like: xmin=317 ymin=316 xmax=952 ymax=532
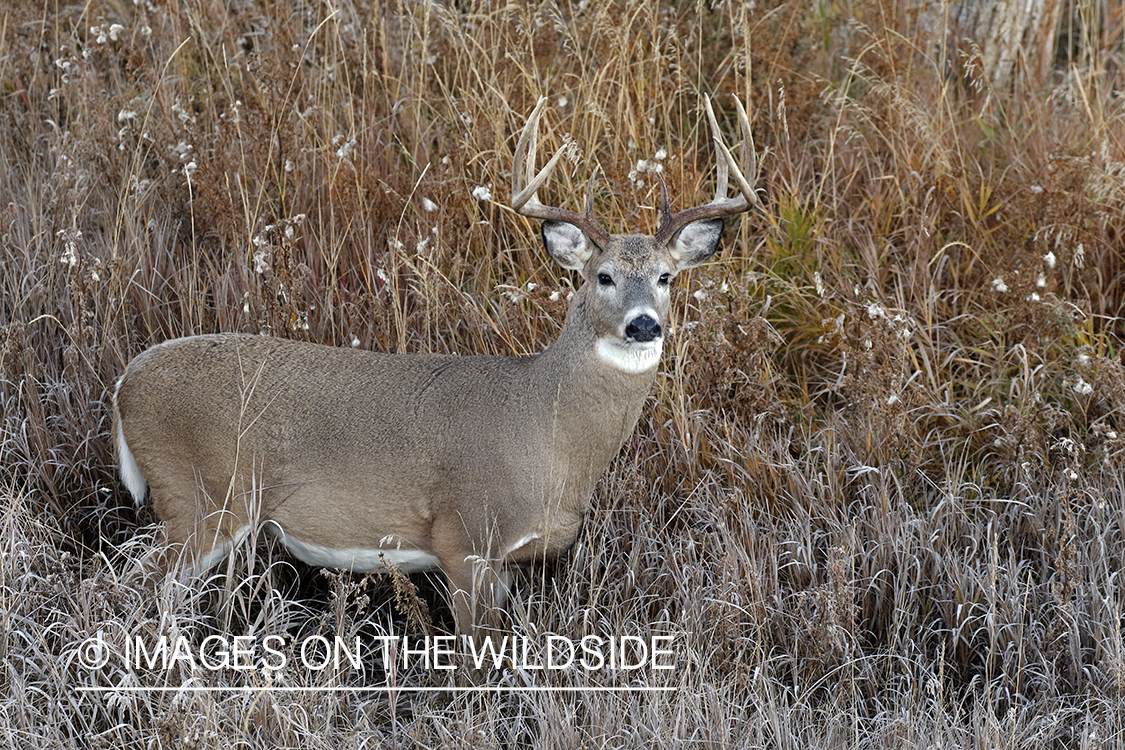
xmin=625 ymin=314 xmax=661 ymax=343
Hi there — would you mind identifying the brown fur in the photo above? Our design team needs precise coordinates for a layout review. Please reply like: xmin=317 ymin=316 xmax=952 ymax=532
xmin=114 ymin=228 xmax=723 ymax=636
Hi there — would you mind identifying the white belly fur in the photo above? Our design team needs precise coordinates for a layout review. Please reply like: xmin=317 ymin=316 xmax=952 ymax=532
xmin=273 ymin=529 xmax=442 ymax=573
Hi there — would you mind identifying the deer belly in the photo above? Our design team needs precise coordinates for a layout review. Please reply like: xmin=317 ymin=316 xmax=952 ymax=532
xmin=273 ymin=529 xmax=441 ymax=573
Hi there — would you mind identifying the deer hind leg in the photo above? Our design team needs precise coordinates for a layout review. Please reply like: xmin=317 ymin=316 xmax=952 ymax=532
xmin=149 ymin=471 xmax=254 ymax=575
xmin=151 ymin=506 xmax=247 ymax=576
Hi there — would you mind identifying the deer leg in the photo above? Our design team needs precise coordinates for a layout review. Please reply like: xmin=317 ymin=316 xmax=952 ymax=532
xmin=440 ymin=554 xmax=507 ymax=637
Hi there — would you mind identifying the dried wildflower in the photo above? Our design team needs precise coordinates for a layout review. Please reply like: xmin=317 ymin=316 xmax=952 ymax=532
xmin=253 ymin=249 xmax=270 ymax=274
xmin=628 ymin=157 xmax=664 ymax=187
xmin=334 ymin=137 xmax=357 ymax=160
xmin=171 ymin=100 xmax=196 ymax=125
xmin=55 ymin=57 xmax=77 ymax=83
xmin=57 ymin=229 xmax=81 ymax=267
xmin=171 ymin=141 xmax=193 ymax=160
xmin=91 ymin=24 xmax=125 ymax=44
xmin=472 ymin=184 xmax=492 ymax=201
xmin=130 ymin=175 xmax=153 ymax=195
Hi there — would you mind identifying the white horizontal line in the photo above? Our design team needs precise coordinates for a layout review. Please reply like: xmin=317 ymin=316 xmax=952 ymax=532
xmin=77 ymin=685 xmax=676 ymax=694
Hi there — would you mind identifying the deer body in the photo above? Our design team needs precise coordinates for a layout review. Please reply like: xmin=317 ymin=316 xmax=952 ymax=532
xmin=114 ymin=96 xmax=758 ymax=636
xmin=115 ymin=288 xmax=653 ymax=572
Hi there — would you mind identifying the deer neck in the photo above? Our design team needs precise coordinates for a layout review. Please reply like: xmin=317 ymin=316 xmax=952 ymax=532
xmin=527 ymin=288 xmax=658 ymax=493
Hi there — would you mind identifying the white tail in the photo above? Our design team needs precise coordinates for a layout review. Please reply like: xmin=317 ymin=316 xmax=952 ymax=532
xmin=113 ymin=378 xmax=147 ymax=505
xmin=113 ymin=95 xmax=758 ymax=637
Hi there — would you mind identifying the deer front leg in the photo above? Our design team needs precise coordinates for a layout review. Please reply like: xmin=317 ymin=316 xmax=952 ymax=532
xmin=441 ymin=552 xmax=506 ymax=643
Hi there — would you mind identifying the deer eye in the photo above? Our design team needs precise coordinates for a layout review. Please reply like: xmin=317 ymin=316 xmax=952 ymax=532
xmin=658 ymin=273 xmax=671 ymax=286
xmin=597 ymin=273 xmax=615 ymax=287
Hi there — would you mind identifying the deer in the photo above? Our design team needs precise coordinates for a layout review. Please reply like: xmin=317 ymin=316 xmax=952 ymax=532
xmin=112 ymin=95 xmax=759 ymax=640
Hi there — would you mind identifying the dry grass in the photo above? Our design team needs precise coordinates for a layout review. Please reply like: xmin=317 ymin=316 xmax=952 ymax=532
xmin=2 ymin=0 xmax=1124 ymax=746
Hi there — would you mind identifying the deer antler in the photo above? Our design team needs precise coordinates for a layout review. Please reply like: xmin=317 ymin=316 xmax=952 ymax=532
xmin=511 ymin=97 xmax=611 ymax=248
xmin=653 ymin=95 xmax=759 ymax=244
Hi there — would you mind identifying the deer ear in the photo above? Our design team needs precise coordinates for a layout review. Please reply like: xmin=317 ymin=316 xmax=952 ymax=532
xmin=542 ymin=220 xmax=595 ymax=271
xmin=669 ymin=218 xmax=723 ymax=271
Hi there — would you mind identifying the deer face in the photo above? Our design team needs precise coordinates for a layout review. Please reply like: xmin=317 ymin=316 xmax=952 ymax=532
xmin=514 ymin=93 xmax=756 ymax=374
xmin=542 ymin=219 xmax=724 ymax=373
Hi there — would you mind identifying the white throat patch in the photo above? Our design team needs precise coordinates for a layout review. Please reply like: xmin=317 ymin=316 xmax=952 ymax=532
xmin=596 ymin=337 xmax=663 ymax=374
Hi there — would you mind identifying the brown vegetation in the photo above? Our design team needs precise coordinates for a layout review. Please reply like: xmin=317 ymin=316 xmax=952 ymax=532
xmin=1 ymin=0 xmax=1123 ymax=746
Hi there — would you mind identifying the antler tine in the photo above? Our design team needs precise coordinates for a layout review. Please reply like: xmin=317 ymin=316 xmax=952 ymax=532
xmin=657 ymin=173 xmax=673 ymax=221
xmin=584 ymin=168 xmax=599 ymax=214
xmin=511 ymin=97 xmax=555 ymax=211
xmin=654 ymin=94 xmax=759 ymax=244
xmin=705 ymin=96 xmax=730 ymax=203
xmin=726 ymin=94 xmax=758 ymax=205
xmin=511 ymin=97 xmax=611 ymax=247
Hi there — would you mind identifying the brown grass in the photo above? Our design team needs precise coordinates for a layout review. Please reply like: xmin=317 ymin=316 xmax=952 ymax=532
xmin=2 ymin=0 xmax=1124 ymax=746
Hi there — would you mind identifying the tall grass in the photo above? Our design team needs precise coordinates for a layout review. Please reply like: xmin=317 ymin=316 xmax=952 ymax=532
xmin=2 ymin=0 xmax=1124 ymax=745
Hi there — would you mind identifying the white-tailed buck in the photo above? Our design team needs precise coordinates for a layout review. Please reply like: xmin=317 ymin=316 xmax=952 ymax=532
xmin=113 ymin=95 xmax=758 ymax=637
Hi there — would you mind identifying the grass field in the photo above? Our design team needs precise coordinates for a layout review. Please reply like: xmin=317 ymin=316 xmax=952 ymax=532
xmin=2 ymin=0 xmax=1124 ymax=746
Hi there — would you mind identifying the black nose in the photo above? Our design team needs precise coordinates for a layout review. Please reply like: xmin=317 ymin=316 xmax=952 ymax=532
xmin=625 ymin=315 xmax=661 ymax=342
